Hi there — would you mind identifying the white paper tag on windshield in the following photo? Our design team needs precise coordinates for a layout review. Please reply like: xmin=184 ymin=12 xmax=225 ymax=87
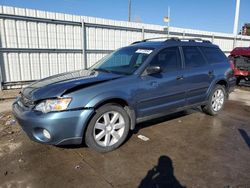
xmin=135 ymin=49 xmax=153 ymax=54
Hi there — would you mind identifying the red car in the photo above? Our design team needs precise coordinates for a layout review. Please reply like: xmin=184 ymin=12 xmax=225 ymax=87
xmin=229 ymin=47 xmax=250 ymax=85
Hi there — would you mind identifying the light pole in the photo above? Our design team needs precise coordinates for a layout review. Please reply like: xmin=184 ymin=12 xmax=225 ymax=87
xmin=128 ymin=0 xmax=131 ymax=22
xmin=233 ymin=0 xmax=240 ymax=36
xmin=163 ymin=6 xmax=171 ymax=38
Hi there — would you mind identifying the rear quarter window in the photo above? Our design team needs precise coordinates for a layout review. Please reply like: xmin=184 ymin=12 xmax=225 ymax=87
xmin=201 ymin=47 xmax=227 ymax=64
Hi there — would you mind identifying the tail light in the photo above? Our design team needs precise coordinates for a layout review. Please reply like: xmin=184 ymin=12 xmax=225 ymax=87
xmin=228 ymin=55 xmax=235 ymax=70
xmin=229 ymin=59 xmax=235 ymax=70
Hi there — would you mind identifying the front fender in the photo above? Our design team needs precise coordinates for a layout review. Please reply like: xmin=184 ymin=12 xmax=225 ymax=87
xmin=84 ymin=91 xmax=136 ymax=130
xmin=85 ymin=91 xmax=132 ymax=108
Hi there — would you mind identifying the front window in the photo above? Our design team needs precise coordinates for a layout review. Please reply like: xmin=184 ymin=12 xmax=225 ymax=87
xmin=150 ymin=47 xmax=181 ymax=72
xmin=90 ymin=47 xmax=153 ymax=75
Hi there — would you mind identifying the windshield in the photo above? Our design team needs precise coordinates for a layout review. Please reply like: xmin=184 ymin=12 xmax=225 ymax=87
xmin=89 ymin=47 xmax=154 ymax=75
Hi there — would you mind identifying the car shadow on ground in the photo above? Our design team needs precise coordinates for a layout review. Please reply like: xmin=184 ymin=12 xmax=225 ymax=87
xmin=138 ymin=155 xmax=186 ymax=188
xmin=57 ymin=108 xmax=201 ymax=150
xmin=121 ymin=107 xmax=201 ymax=146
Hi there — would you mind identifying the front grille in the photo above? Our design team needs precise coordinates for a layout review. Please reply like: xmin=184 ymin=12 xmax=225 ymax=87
xmin=20 ymin=94 xmax=34 ymax=107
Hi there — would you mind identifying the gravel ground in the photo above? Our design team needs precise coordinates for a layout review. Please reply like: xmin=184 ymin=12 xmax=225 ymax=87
xmin=0 ymin=89 xmax=19 ymax=100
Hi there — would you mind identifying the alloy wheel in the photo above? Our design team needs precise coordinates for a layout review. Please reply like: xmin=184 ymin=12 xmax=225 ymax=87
xmin=211 ymin=89 xmax=224 ymax=112
xmin=93 ymin=111 xmax=125 ymax=147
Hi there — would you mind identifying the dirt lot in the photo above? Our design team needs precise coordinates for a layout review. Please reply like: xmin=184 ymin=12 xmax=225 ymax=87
xmin=0 ymin=88 xmax=250 ymax=188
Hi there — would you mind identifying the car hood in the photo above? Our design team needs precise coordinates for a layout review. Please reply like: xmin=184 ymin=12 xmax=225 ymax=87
xmin=231 ymin=47 xmax=250 ymax=56
xmin=21 ymin=69 xmax=124 ymax=101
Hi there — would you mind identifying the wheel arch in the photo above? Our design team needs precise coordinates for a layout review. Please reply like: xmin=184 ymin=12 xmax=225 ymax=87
xmin=94 ymin=98 xmax=136 ymax=131
xmin=216 ymin=79 xmax=228 ymax=91
xmin=85 ymin=94 xmax=136 ymax=131
xmin=207 ymin=78 xmax=229 ymax=100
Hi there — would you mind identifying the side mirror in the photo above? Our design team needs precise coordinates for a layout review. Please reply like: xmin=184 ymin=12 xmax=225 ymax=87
xmin=146 ymin=66 xmax=161 ymax=75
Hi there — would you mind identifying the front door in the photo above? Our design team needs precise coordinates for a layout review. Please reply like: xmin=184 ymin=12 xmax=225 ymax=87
xmin=136 ymin=47 xmax=186 ymax=117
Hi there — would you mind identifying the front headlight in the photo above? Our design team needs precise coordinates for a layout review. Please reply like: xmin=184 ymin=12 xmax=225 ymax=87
xmin=34 ymin=98 xmax=72 ymax=113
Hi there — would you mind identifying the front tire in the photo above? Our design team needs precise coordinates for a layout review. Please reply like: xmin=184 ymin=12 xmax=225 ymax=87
xmin=202 ymin=85 xmax=226 ymax=116
xmin=85 ymin=104 xmax=130 ymax=153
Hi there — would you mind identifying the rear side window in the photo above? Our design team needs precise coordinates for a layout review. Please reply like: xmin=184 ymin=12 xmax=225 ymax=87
xmin=150 ymin=47 xmax=181 ymax=72
xmin=182 ymin=46 xmax=207 ymax=68
xmin=201 ymin=47 xmax=227 ymax=64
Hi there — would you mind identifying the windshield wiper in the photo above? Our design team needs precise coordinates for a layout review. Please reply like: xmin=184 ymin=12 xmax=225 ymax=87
xmin=93 ymin=68 xmax=129 ymax=75
xmin=93 ymin=68 xmax=112 ymax=73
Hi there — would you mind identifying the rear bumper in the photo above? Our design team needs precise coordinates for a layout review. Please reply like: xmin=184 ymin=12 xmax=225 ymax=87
xmin=12 ymin=101 xmax=94 ymax=145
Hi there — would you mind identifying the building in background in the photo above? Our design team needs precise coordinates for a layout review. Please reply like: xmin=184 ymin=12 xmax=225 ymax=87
xmin=241 ymin=23 xmax=250 ymax=36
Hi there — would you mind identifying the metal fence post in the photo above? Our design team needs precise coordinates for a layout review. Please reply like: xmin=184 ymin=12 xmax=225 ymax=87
xmin=81 ymin=19 xmax=87 ymax=69
xmin=212 ymin=34 xmax=214 ymax=43
xmin=0 ymin=63 xmax=3 ymax=91
xmin=240 ymin=34 xmax=243 ymax=46
xmin=182 ymin=31 xmax=185 ymax=39
xmin=233 ymin=36 xmax=237 ymax=48
xmin=142 ymin=26 xmax=145 ymax=40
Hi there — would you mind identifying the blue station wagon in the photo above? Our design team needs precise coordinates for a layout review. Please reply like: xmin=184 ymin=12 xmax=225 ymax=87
xmin=13 ymin=38 xmax=236 ymax=152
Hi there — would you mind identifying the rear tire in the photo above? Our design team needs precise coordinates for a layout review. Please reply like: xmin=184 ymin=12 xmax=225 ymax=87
xmin=202 ymin=85 xmax=226 ymax=116
xmin=85 ymin=104 xmax=130 ymax=153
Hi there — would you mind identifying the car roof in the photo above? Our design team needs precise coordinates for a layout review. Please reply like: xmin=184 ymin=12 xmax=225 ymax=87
xmin=130 ymin=38 xmax=218 ymax=49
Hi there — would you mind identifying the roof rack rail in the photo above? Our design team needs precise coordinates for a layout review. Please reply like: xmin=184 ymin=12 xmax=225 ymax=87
xmin=131 ymin=37 xmax=211 ymax=45
xmin=142 ymin=37 xmax=170 ymax=42
xmin=131 ymin=37 xmax=170 ymax=44
xmin=131 ymin=41 xmax=142 ymax=45
xmin=167 ymin=37 xmax=180 ymax=41
xmin=176 ymin=38 xmax=211 ymax=43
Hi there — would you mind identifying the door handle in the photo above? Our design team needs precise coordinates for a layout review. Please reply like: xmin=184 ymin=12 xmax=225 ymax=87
xmin=176 ymin=75 xmax=184 ymax=80
xmin=208 ymin=70 xmax=214 ymax=77
xmin=150 ymin=81 xmax=159 ymax=87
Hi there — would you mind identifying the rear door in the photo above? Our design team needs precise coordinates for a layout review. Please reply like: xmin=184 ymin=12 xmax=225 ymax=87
xmin=181 ymin=46 xmax=214 ymax=105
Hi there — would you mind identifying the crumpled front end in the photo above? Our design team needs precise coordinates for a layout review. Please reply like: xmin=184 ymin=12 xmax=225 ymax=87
xmin=12 ymin=96 xmax=94 ymax=145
